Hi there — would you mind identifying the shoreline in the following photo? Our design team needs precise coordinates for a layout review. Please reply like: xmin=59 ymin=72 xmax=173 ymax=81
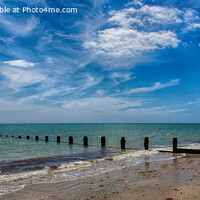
xmin=0 ymin=152 xmax=200 ymax=200
xmin=0 ymin=149 xmax=115 ymax=175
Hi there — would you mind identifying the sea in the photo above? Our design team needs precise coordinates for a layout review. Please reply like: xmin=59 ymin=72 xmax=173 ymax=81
xmin=0 ymin=123 xmax=200 ymax=195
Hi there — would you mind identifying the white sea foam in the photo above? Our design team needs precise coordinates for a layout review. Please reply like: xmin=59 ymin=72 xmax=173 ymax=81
xmin=0 ymin=148 xmax=188 ymax=196
xmin=0 ymin=185 xmax=25 ymax=196
xmin=0 ymin=160 xmax=92 ymax=184
xmin=181 ymin=143 xmax=200 ymax=149
xmin=112 ymin=149 xmax=159 ymax=160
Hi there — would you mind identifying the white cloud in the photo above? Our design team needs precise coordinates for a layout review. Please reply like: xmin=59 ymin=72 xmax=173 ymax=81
xmin=0 ymin=99 xmax=38 ymax=117
xmin=0 ymin=36 xmax=14 ymax=45
xmin=0 ymin=16 xmax=39 ymax=37
xmin=186 ymin=101 xmax=196 ymax=105
xmin=184 ymin=23 xmax=200 ymax=32
xmin=96 ymin=90 xmax=104 ymax=96
xmin=19 ymin=73 xmax=103 ymax=103
xmin=109 ymin=72 xmax=133 ymax=84
xmin=20 ymin=17 xmax=39 ymax=36
xmin=38 ymin=89 xmax=61 ymax=99
xmin=14 ymin=73 xmax=102 ymax=102
xmin=81 ymin=74 xmax=102 ymax=90
xmin=0 ymin=96 xmax=190 ymax=123
xmin=186 ymin=98 xmax=200 ymax=105
xmin=31 ymin=86 xmax=78 ymax=101
xmin=61 ymin=97 xmax=143 ymax=112
xmin=45 ymin=57 xmax=55 ymax=64
xmin=184 ymin=9 xmax=199 ymax=23
xmin=4 ymin=59 xmax=36 ymax=68
xmin=84 ymin=28 xmax=180 ymax=58
xmin=108 ymin=6 xmax=183 ymax=28
xmin=83 ymin=5 xmax=200 ymax=68
xmin=109 ymin=5 xmax=199 ymax=31
xmin=127 ymin=79 xmax=180 ymax=94
xmin=126 ymin=106 xmax=188 ymax=114
xmin=126 ymin=0 xmax=143 ymax=7
xmin=0 ymin=67 xmax=45 ymax=90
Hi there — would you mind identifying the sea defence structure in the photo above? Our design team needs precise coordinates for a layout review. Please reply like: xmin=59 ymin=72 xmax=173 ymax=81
xmin=1 ymin=135 xmax=200 ymax=153
xmin=172 ymin=137 xmax=200 ymax=154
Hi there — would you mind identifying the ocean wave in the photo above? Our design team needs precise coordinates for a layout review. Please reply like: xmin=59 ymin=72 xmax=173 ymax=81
xmin=0 ymin=148 xmax=183 ymax=196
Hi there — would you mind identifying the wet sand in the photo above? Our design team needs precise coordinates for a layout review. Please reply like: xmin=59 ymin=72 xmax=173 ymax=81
xmin=0 ymin=153 xmax=200 ymax=200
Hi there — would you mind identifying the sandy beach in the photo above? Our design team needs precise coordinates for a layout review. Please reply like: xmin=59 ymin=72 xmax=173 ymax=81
xmin=0 ymin=152 xmax=200 ymax=200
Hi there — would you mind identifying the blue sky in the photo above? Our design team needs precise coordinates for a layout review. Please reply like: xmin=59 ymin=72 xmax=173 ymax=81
xmin=0 ymin=0 xmax=200 ymax=123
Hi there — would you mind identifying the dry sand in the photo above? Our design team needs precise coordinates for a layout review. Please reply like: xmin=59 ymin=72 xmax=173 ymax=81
xmin=0 ymin=153 xmax=200 ymax=200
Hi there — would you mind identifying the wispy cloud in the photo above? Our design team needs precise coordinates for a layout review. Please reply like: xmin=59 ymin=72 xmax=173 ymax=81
xmin=4 ymin=59 xmax=36 ymax=68
xmin=109 ymin=72 xmax=133 ymax=84
xmin=61 ymin=96 xmax=143 ymax=112
xmin=0 ymin=97 xmax=188 ymax=123
xmin=96 ymin=90 xmax=104 ymax=96
xmin=127 ymin=106 xmax=188 ymax=113
xmin=81 ymin=73 xmax=102 ymax=90
xmin=125 ymin=0 xmax=143 ymax=6
xmin=0 ymin=67 xmax=45 ymax=91
xmin=0 ymin=16 xmax=39 ymax=37
xmin=126 ymin=79 xmax=180 ymax=94
xmin=20 ymin=86 xmax=78 ymax=103
xmin=186 ymin=98 xmax=200 ymax=105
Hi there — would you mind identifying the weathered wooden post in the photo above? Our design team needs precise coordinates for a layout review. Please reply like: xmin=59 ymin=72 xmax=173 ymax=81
xmin=120 ymin=137 xmax=126 ymax=149
xmin=101 ymin=136 xmax=106 ymax=147
xmin=57 ymin=136 xmax=61 ymax=143
xmin=69 ymin=136 xmax=73 ymax=144
xmin=26 ymin=136 xmax=30 ymax=140
xmin=45 ymin=136 xmax=49 ymax=142
xmin=83 ymin=136 xmax=88 ymax=147
xmin=12 ymin=136 xmax=14 ymax=138
xmin=144 ymin=137 xmax=149 ymax=150
xmin=173 ymin=137 xmax=178 ymax=153
xmin=35 ymin=136 xmax=39 ymax=141
xmin=18 ymin=136 xmax=22 ymax=139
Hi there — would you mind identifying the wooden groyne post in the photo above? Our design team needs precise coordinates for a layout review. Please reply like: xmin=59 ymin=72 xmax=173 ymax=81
xmin=35 ymin=136 xmax=39 ymax=141
xmin=172 ymin=137 xmax=200 ymax=154
xmin=18 ymin=136 xmax=22 ymax=139
xmin=83 ymin=136 xmax=88 ymax=147
xmin=120 ymin=137 xmax=126 ymax=149
xmin=69 ymin=136 xmax=73 ymax=144
xmin=101 ymin=136 xmax=106 ymax=147
xmin=45 ymin=136 xmax=49 ymax=142
xmin=26 ymin=136 xmax=30 ymax=140
xmin=173 ymin=137 xmax=178 ymax=153
xmin=144 ymin=137 xmax=149 ymax=150
xmin=57 ymin=136 xmax=61 ymax=143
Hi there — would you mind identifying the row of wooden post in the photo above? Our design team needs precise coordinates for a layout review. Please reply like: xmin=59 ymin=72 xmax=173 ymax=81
xmin=0 ymin=135 xmax=149 ymax=150
xmin=1 ymin=135 xmax=195 ymax=153
xmin=1 ymin=134 xmax=199 ymax=154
